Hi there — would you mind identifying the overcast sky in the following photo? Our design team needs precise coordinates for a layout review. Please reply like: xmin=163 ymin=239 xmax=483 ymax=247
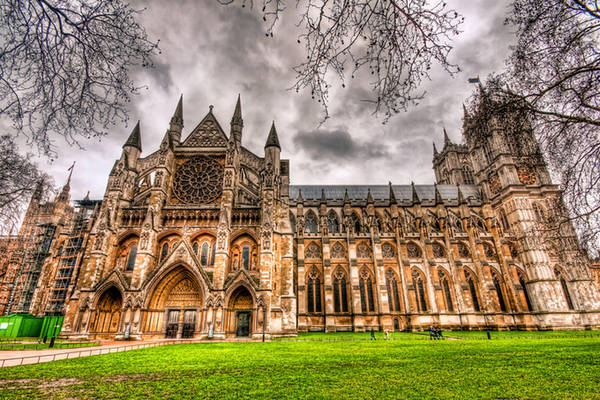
xmin=31 ymin=0 xmax=515 ymax=201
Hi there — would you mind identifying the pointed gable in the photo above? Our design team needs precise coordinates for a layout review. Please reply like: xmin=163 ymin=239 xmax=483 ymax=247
xmin=181 ymin=108 xmax=229 ymax=147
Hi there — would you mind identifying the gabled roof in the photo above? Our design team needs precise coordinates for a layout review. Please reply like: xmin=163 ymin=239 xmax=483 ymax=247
xmin=181 ymin=107 xmax=228 ymax=147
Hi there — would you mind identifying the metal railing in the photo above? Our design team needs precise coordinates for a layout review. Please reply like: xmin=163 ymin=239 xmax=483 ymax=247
xmin=0 ymin=339 xmax=204 ymax=368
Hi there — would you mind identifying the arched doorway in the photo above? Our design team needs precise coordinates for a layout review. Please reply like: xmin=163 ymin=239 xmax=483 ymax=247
xmin=92 ymin=287 xmax=122 ymax=334
xmin=144 ymin=266 xmax=204 ymax=338
xmin=228 ymin=286 xmax=254 ymax=337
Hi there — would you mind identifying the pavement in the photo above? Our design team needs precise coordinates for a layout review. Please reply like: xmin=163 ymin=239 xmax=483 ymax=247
xmin=0 ymin=340 xmax=171 ymax=367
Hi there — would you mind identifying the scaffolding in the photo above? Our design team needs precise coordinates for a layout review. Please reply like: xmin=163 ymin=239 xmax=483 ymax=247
xmin=46 ymin=200 xmax=99 ymax=314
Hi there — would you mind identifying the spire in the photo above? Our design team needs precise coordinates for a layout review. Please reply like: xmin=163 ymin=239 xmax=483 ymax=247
xmin=344 ymin=188 xmax=350 ymax=204
xmin=231 ymin=94 xmax=243 ymax=125
xmin=443 ymin=128 xmax=451 ymax=147
xmin=463 ymin=103 xmax=469 ymax=119
xmin=83 ymin=190 xmax=90 ymax=201
xmin=388 ymin=182 xmax=397 ymax=204
xmin=123 ymin=121 xmax=142 ymax=151
xmin=296 ymin=189 xmax=303 ymax=203
xmin=57 ymin=163 xmax=74 ymax=203
xmin=231 ymin=94 xmax=243 ymax=144
xmin=433 ymin=142 xmax=438 ymax=156
xmin=411 ymin=182 xmax=420 ymax=205
xmin=171 ymin=94 xmax=183 ymax=124
xmin=320 ymin=188 xmax=327 ymax=204
xmin=265 ymin=121 xmax=281 ymax=149
xmin=366 ymin=188 xmax=374 ymax=203
xmin=434 ymin=184 xmax=443 ymax=205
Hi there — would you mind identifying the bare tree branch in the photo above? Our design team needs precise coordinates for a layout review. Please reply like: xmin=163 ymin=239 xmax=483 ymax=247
xmin=0 ymin=0 xmax=160 ymax=155
xmin=217 ymin=0 xmax=463 ymax=121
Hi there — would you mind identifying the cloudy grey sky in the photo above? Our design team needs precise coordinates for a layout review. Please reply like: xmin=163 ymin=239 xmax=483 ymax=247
xmin=32 ymin=0 xmax=515 ymax=200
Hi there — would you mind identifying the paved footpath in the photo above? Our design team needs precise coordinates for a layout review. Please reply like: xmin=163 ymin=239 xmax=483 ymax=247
xmin=0 ymin=340 xmax=205 ymax=368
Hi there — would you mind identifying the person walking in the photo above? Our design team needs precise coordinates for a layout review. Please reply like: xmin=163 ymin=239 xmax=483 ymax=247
xmin=384 ymin=329 xmax=390 ymax=340
xmin=429 ymin=326 xmax=435 ymax=340
xmin=370 ymin=328 xmax=376 ymax=340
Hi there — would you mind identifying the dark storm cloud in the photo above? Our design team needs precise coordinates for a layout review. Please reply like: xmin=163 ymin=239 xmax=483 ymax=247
xmin=293 ymin=127 xmax=390 ymax=161
xmin=12 ymin=0 xmax=517 ymax=200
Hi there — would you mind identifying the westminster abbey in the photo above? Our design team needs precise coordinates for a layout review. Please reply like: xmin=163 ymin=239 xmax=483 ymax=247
xmin=1 ymin=91 xmax=600 ymax=339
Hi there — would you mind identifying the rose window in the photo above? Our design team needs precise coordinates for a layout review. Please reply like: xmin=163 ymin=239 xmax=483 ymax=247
xmin=172 ymin=157 xmax=223 ymax=204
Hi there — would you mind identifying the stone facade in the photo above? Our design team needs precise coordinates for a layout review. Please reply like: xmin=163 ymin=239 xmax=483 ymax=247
xmin=2 ymin=92 xmax=600 ymax=339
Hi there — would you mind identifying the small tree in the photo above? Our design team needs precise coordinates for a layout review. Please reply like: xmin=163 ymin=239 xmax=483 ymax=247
xmin=218 ymin=0 xmax=463 ymax=120
xmin=0 ymin=135 xmax=53 ymax=235
xmin=0 ymin=0 xmax=159 ymax=154
xmin=503 ymin=0 xmax=600 ymax=256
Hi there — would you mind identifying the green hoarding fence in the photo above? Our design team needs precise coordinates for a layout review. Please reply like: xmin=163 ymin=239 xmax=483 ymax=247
xmin=0 ymin=314 xmax=43 ymax=339
xmin=39 ymin=315 xmax=64 ymax=339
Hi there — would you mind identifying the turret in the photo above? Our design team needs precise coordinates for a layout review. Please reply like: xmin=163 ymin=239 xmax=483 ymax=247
xmin=230 ymin=94 xmax=243 ymax=146
xmin=56 ymin=164 xmax=73 ymax=203
xmin=169 ymin=95 xmax=183 ymax=143
xmin=265 ymin=121 xmax=281 ymax=173
xmin=122 ymin=121 xmax=142 ymax=169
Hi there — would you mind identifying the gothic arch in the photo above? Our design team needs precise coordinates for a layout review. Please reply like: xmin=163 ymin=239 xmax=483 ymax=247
xmin=230 ymin=234 xmax=258 ymax=272
xmin=385 ymin=268 xmax=402 ymax=312
xmin=306 ymin=266 xmax=323 ymax=313
xmin=411 ymin=267 xmax=428 ymax=312
xmin=142 ymin=261 xmax=210 ymax=305
xmin=330 ymin=241 xmax=347 ymax=259
xmin=90 ymin=285 xmax=123 ymax=334
xmin=230 ymin=228 xmax=259 ymax=244
xmin=225 ymin=284 xmax=256 ymax=337
xmin=115 ymin=230 xmax=140 ymax=245
xmin=304 ymin=210 xmax=319 ymax=234
xmin=437 ymin=267 xmax=454 ymax=312
xmin=326 ymin=210 xmax=341 ymax=234
xmin=332 ymin=266 xmax=350 ymax=313
xmin=489 ymin=269 xmax=508 ymax=312
xmin=145 ymin=264 xmax=205 ymax=309
xmin=463 ymin=267 xmax=481 ymax=312
xmin=358 ymin=267 xmax=376 ymax=313
xmin=406 ymin=241 xmax=423 ymax=259
xmin=157 ymin=229 xmax=183 ymax=242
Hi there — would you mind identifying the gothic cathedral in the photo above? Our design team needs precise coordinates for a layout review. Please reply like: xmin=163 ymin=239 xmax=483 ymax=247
xmin=1 ymin=92 xmax=600 ymax=339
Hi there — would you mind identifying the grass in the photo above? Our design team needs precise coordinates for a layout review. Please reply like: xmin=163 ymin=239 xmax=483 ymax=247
xmin=0 ymin=333 xmax=599 ymax=399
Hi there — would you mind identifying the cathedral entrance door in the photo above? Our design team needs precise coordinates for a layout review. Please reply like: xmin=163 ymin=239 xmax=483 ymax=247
xmin=166 ymin=310 xmax=179 ymax=338
xmin=236 ymin=311 xmax=251 ymax=337
xmin=182 ymin=310 xmax=196 ymax=338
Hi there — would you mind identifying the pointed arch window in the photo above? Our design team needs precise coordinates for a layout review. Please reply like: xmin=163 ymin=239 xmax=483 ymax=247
xmin=331 ymin=242 xmax=346 ymax=258
xmin=333 ymin=269 xmax=349 ymax=313
xmin=359 ymin=270 xmax=376 ymax=312
xmin=555 ymin=269 xmax=574 ymax=310
xmin=327 ymin=211 xmax=339 ymax=234
xmin=307 ymin=270 xmax=322 ymax=313
xmin=305 ymin=212 xmax=318 ymax=234
xmin=382 ymin=243 xmax=395 ymax=258
xmin=386 ymin=270 xmax=401 ymax=312
xmin=412 ymin=270 xmax=428 ymax=312
xmin=462 ymin=165 xmax=475 ymax=185
xmin=126 ymin=245 xmax=137 ymax=271
xmin=438 ymin=269 xmax=454 ymax=312
xmin=518 ymin=271 xmax=533 ymax=311
xmin=242 ymin=246 xmax=250 ymax=270
xmin=160 ymin=243 xmax=169 ymax=263
xmin=192 ymin=242 xmax=199 ymax=255
xmin=200 ymin=242 xmax=210 ymax=266
xmin=464 ymin=270 xmax=480 ymax=312
xmin=491 ymin=271 xmax=507 ymax=312
xmin=351 ymin=214 xmax=361 ymax=234
xmin=407 ymin=242 xmax=422 ymax=258
xmin=432 ymin=242 xmax=445 ymax=258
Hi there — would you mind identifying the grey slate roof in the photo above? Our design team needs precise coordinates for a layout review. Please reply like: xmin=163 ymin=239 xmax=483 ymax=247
xmin=289 ymin=185 xmax=480 ymax=202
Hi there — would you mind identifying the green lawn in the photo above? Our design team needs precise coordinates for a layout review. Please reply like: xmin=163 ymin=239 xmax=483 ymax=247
xmin=1 ymin=334 xmax=599 ymax=399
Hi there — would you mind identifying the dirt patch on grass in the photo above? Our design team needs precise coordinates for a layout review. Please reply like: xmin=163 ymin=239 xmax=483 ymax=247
xmin=1 ymin=377 xmax=82 ymax=391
